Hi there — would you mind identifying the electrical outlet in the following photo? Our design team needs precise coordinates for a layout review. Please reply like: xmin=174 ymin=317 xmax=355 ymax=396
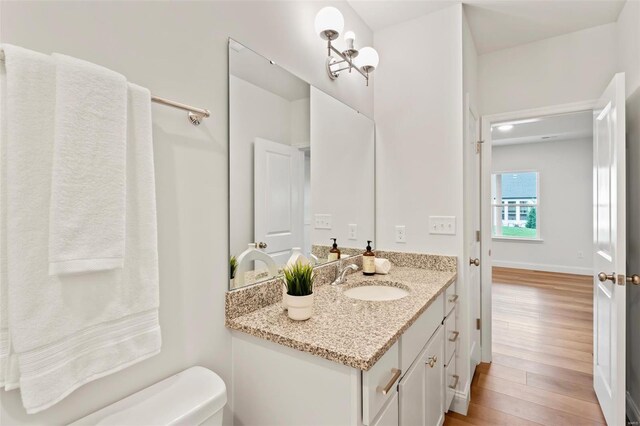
xmin=314 ymin=214 xmax=332 ymax=230
xmin=577 ymin=251 xmax=584 ymax=259
xmin=348 ymin=224 xmax=357 ymax=240
xmin=428 ymin=216 xmax=456 ymax=235
xmin=395 ymin=225 xmax=406 ymax=243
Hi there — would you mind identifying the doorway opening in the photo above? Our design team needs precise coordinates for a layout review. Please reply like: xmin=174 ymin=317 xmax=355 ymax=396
xmin=473 ymin=103 xmax=610 ymax=424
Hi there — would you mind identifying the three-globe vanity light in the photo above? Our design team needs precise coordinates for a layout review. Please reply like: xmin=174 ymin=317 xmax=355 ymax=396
xmin=314 ymin=6 xmax=379 ymax=86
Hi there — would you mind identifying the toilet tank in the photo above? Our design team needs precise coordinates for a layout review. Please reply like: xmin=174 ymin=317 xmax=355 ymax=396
xmin=71 ymin=366 xmax=227 ymax=426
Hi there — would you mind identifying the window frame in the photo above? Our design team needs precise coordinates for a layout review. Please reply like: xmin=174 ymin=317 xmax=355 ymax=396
xmin=491 ymin=170 xmax=542 ymax=242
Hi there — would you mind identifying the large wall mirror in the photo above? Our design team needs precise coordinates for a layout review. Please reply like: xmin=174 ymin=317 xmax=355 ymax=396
xmin=229 ymin=39 xmax=375 ymax=290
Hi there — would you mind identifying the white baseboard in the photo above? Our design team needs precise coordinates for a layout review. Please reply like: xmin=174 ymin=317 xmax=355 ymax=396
xmin=492 ymin=260 xmax=592 ymax=276
xmin=628 ymin=391 xmax=640 ymax=424
xmin=450 ymin=380 xmax=470 ymax=415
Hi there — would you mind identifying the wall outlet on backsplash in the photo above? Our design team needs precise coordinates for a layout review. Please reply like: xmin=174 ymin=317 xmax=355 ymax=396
xmin=348 ymin=224 xmax=357 ymax=240
xmin=395 ymin=225 xmax=406 ymax=243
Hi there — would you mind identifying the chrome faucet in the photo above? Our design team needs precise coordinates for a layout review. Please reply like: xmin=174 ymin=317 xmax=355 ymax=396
xmin=332 ymin=263 xmax=358 ymax=285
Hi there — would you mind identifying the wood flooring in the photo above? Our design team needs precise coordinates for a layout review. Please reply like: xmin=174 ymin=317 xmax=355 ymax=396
xmin=444 ymin=267 xmax=606 ymax=426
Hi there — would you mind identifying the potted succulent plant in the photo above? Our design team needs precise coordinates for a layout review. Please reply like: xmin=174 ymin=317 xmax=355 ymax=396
xmin=282 ymin=262 xmax=315 ymax=321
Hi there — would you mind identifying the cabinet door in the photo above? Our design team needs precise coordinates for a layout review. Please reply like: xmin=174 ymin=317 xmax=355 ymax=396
xmin=398 ymin=352 xmax=425 ymax=426
xmin=373 ymin=392 xmax=399 ymax=426
xmin=424 ymin=326 xmax=445 ymax=426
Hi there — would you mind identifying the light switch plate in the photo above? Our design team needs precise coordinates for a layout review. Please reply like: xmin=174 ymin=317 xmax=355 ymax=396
xmin=314 ymin=214 xmax=332 ymax=230
xmin=395 ymin=225 xmax=406 ymax=243
xmin=429 ymin=216 xmax=456 ymax=235
xmin=348 ymin=224 xmax=357 ymax=240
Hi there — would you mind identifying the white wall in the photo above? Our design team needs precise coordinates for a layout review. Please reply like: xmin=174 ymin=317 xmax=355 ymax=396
xmin=492 ymin=139 xmax=593 ymax=275
xmin=0 ymin=1 xmax=373 ymax=424
xmin=373 ymin=2 xmax=468 ymax=408
xmin=374 ymin=4 xmax=464 ymax=255
xmin=618 ymin=0 xmax=640 ymax=421
xmin=479 ymin=23 xmax=618 ymax=115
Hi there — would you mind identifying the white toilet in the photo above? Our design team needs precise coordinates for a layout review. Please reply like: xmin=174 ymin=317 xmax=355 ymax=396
xmin=71 ymin=366 xmax=227 ymax=426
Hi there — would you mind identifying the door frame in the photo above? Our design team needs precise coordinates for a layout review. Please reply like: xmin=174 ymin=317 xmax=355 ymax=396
xmin=479 ymin=99 xmax=597 ymax=363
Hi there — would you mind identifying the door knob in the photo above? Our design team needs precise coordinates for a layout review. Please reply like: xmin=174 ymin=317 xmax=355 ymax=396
xmin=256 ymin=242 xmax=268 ymax=249
xmin=598 ymin=272 xmax=616 ymax=283
xmin=627 ymin=274 xmax=640 ymax=285
xmin=469 ymin=258 xmax=480 ymax=266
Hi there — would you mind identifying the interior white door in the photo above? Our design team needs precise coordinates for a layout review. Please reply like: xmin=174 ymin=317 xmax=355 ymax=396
xmin=592 ymin=73 xmax=626 ymax=426
xmin=464 ymin=94 xmax=482 ymax=376
xmin=254 ymin=137 xmax=304 ymax=266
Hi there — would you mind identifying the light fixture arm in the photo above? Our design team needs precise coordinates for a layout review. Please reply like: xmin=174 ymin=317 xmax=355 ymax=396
xmin=327 ymin=42 xmax=369 ymax=82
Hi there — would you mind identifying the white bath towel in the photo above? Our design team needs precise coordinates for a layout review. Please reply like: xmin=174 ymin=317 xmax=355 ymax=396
xmin=49 ymin=54 xmax=128 ymax=275
xmin=2 ymin=44 xmax=160 ymax=413
xmin=375 ymin=258 xmax=392 ymax=275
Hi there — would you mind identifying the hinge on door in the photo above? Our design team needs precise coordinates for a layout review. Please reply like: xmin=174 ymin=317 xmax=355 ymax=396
xmin=476 ymin=140 xmax=484 ymax=154
xmin=475 ymin=230 xmax=480 ymax=242
xmin=476 ymin=318 xmax=481 ymax=330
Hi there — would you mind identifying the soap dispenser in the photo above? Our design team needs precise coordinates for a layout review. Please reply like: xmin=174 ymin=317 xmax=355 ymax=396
xmin=363 ymin=240 xmax=376 ymax=276
xmin=328 ymin=238 xmax=341 ymax=261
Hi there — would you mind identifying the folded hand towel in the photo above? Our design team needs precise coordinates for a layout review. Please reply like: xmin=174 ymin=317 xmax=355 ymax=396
xmin=375 ymin=258 xmax=392 ymax=275
xmin=2 ymin=44 xmax=160 ymax=413
xmin=49 ymin=54 xmax=128 ymax=275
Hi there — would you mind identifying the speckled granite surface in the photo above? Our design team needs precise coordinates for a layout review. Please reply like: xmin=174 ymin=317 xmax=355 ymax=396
xmin=226 ymin=256 xmax=362 ymax=320
xmin=376 ymin=251 xmax=457 ymax=271
xmin=226 ymin=264 xmax=457 ymax=370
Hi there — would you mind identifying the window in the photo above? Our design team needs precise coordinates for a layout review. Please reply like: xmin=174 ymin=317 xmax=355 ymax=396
xmin=491 ymin=172 xmax=539 ymax=239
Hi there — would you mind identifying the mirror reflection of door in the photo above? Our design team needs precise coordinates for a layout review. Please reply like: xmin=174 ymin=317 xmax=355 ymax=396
xmin=254 ymin=137 xmax=304 ymax=266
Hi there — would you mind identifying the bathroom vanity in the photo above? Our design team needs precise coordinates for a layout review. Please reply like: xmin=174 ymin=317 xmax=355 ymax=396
xmin=226 ymin=38 xmax=462 ymax=426
xmin=226 ymin=253 xmax=459 ymax=426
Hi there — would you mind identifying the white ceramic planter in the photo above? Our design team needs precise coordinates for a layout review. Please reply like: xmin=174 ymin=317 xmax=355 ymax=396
xmin=285 ymin=293 xmax=314 ymax=321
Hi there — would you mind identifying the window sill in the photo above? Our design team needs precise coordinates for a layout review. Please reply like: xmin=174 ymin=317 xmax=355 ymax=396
xmin=492 ymin=237 xmax=544 ymax=243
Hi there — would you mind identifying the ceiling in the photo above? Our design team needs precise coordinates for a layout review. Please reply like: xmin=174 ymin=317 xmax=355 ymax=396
xmin=491 ymin=110 xmax=593 ymax=146
xmin=346 ymin=0 xmax=626 ymax=54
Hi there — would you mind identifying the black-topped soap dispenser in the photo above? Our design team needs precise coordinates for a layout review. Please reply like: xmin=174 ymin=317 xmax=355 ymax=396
xmin=328 ymin=238 xmax=341 ymax=261
xmin=363 ymin=240 xmax=376 ymax=276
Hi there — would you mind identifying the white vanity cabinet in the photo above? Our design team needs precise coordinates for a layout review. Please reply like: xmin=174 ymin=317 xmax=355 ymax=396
xmin=231 ymin=283 xmax=458 ymax=426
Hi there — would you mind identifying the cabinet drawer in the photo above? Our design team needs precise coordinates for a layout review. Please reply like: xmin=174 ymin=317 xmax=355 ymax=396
xmin=445 ymin=352 xmax=458 ymax=412
xmin=444 ymin=310 xmax=458 ymax=365
xmin=363 ymin=341 xmax=400 ymax=425
xmin=400 ymin=293 xmax=443 ymax=371
xmin=372 ymin=391 xmax=399 ymax=426
xmin=444 ymin=282 xmax=458 ymax=316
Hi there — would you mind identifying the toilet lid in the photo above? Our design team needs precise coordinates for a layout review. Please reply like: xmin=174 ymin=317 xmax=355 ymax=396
xmin=70 ymin=366 xmax=227 ymax=426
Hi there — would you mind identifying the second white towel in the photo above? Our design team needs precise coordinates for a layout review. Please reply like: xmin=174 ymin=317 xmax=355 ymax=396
xmin=375 ymin=258 xmax=392 ymax=275
xmin=49 ymin=54 xmax=128 ymax=275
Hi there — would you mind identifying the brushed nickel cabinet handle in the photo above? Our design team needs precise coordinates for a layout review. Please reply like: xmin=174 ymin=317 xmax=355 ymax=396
xmin=449 ymin=374 xmax=459 ymax=389
xmin=627 ymin=274 xmax=640 ymax=285
xmin=377 ymin=368 xmax=401 ymax=395
xmin=469 ymin=258 xmax=480 ymax=266
xmin=449 ymin=331 xmax=460 ymax=342
xmin=448 ymin=294 xmax=459 ymax=303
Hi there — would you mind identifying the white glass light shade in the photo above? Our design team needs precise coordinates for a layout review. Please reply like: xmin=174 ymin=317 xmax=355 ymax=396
xmin=315 ymin=7 xmax=344 ymax=40
xmin=344 ymin=30 xmax=356 ymax=44
xmin=354 ymin=46 xmax=379 ymax=71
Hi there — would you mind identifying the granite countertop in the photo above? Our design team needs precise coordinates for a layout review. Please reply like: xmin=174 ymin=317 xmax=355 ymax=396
xmin=226 ymin=266 xmax=457 ymax=371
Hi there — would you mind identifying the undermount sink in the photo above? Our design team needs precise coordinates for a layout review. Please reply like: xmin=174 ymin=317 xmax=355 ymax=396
xmin=343 ymin=283 xmax=410 ymax=302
